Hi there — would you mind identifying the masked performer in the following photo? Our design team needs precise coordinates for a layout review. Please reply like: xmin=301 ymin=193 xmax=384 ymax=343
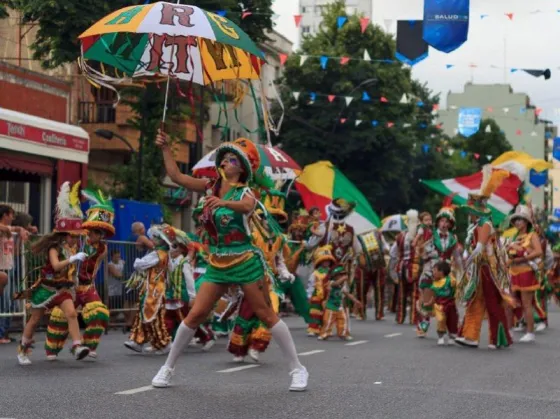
xmin=152 ymin=132 xmax=308 ymax=391
xmin=45 ymin=188 xmax=112 ymax=359
xmin=456 ymin=166 xmax=514 ymax=349
xmin=15 ymin=182 xmax=90 ymax=365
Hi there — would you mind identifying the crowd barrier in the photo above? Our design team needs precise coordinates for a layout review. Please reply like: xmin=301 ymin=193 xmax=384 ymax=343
xmin=0 ymin=234 xmax=144 ymax=332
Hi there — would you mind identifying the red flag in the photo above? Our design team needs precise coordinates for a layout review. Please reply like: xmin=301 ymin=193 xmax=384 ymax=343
xmin=436 ymin=123 xmax=442 ymax=129
xmin=242 ymin=11 xmax=252 ymax=19
xmin=279 ymin=53 xmax=288 ymax=66
xmin=294 ymin=15 xmax=303 ymax=28
xmin=328 ymin=95 xmax=335 ymax=103
xmin=340 ymin=56 xmax=350 ymax=65
xmin=387 ymin=122 xmax=394 ymax=128
xmin=432 ymin=104 xmax=439 ymax=112
xmin=536 ymin=107 xmax=543 ymax=116
xmin=474 ymin=153 xmax=480 ymax=160
xmin=516 ymin=129 xmax=522 ymax=135
xmin=505 ymin=13 xmax=514 ymax=20
xmin=436 ymin=147 xmax=442 ymax=152
xmin=360 ymin=17 xmax=370 ymax=33
xmin=380 ymin=96 xmax=388 ymax=103
xmin=340 ymin=118 xmax=347 ymax=124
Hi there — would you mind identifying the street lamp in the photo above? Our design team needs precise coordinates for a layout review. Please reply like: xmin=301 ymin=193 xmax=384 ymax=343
xmin=332 ymin=78 xmax=378 ymax=134
xmin=94 ymin=129 xmax=142 ymax=201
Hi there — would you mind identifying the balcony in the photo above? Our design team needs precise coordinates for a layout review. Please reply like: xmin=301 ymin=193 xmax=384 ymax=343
xmin=78 ymin=101 xmax=116 ymax=124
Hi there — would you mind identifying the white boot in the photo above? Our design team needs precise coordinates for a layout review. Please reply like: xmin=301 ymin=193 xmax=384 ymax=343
xmin=233 ymin=356 xmax=245 ymax=363
xmin=536 ymin=322 xmax=547 ymax=333
xmin=124 ymin=340 xmax=144 ymax=353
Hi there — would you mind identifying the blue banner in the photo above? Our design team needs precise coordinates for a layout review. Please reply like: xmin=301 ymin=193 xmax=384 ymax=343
xmin=529 ymin=169 xmax=548 ymax=188
xmin=553 ymin=137 xmax=560 ymax=161
xmin=423 ymin=0 xmax=470 ymax=53
xmin=549 ymin=223 xmax=560 ymax=233
xmin=553 ymin=208 xmax=560 ymax=219
xmin=458 ymin=107 xmax=481 ymax=137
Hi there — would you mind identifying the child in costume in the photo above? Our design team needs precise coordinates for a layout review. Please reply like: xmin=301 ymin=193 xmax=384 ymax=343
xmin=124 ymin=224 xmax=172 ymax=355
xmin=14 ymin=182 xmax=90 ymax=365
xmin=45 ymin=188 xmax=112 ymax=359
xmin=430 ymin=261 xmax=458 ymax=346
xmin=307 ymin=246 xmax=336 ymax=336
xmin=318 ymin=265 xmax=362 ymax=341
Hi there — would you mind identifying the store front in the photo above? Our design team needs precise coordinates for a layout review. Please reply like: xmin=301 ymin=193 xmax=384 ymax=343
xmin=0 ymin=107 xmax=89 ymax=233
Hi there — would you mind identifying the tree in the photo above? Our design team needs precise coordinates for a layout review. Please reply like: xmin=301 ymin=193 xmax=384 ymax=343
xmin=275 ymin=1 xmax=446 ymax=216
xmin=4 ymin=0 xmax=274 ymax=69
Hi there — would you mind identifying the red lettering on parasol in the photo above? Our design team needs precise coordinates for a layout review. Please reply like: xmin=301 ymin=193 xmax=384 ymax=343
xmin=147 ymin=35 xmax=197 ymax=74
xmin=160 ymin=3 xmax=195 ymax=27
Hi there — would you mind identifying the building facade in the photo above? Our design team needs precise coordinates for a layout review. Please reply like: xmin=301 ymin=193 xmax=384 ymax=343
xmin=437 ymin=83 xmax=550 ymax=208
xmin=298 ymin=0 xmax=372 ymax=37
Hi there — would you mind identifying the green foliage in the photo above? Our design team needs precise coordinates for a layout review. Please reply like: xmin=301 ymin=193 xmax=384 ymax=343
xmin=4 ymin=0 xmax=274 ymax=69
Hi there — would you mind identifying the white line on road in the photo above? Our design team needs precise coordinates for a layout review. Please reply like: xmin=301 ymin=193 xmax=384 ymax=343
xmin=345 ymin=340 xmax=368 ymax=346
xmin=374 ymin=382 xmax=382 ymax=385
xmin=384 ymin=333 xmax=402 ymax=338
xmin=217 ymin=365 xmax=260 ymax=373
xmin=115 ymin=386 xmax=154 ymax=395
xmin=298 ymin=350 xmax=325 ymax=356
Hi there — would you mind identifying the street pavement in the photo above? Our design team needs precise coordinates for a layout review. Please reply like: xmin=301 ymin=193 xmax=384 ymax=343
xmin=1 ymin=307 xmax=560 ymax=419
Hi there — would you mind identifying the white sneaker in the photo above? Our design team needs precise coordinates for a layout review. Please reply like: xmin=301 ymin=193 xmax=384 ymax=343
xmin=536 ymin=322 xmax=547 ymax=333
xmin=307 ymin=332 xmax=316 ymax=337
xmin=188 ymin=338 xmax=200 ymax=347
xmin=202 ymin=339 xmax=216 ymax=352
xmin=88 ymin=351 xmax=98 ymax=359
xmin=17 ymin=353 xmax=32 ymax=366
xmin=152 ymin=365 xmax=174 ymax=388
xmin=519 ymin=333 xmax=535 ymax=343
xmin=437 ymin=337 xmax=445 ymax=346
xmin=46 ymin=354 xmax=58 ymax=361
xmin=289 ymin=366 xmax=309 ymax=392
xmin=233 ymin=356 xmax=245 ymax=363
xmin=454 ymin=337 xmax=479 ymax=348
xmin=248 ymin=348 xmax=260 ymax=362
xmin=513 ymin=325 xmax=525 ymax=332
xmin=154 ymin=345 xmax=171 ymax=355
xmin=488 ymin=344 xmax=497 ymax=350
xmin=124 ymin=341 xmax=144 ymax=353
xmin=72 ymin=345 xmax=90 ymax=361
xmin=143 ymin=345 xmax=154 ymax=354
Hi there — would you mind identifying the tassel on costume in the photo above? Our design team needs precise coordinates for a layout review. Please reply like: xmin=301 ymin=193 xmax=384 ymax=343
xmin=45 ymin=307 xmax=69 ymax=356
xmin=82 ymin=301 xmax=110 ymax=351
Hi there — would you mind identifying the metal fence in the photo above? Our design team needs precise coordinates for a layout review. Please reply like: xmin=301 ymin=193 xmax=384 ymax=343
xmin=0 ymin=234 xmax=145 ymax=333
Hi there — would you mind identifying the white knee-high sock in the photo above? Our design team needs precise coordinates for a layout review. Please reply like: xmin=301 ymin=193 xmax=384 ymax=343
xmin=270 ymin=320 xmax=304 ymax=371
xmin=164 ymin=322 xmax=195 ymax=369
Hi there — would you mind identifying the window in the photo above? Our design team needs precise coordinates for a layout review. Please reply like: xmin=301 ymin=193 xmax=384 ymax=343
xmin=302 ymin=26 xmax=311 ymax=34
xmin=301 ymin=6 xmax=307 ymax=13
xmin=315 ymin=5 xmax=324 ymax=15
xmin=0 ymin=181 xmax=29 ymax=213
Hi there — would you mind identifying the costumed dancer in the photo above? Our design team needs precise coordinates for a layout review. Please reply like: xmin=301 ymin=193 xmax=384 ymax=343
xmin=307 ymin=246 xmax=336 ymax=336
xmin=318 ymin=264 xmax=362 ymax=341
xmin=506 ymin=205 xmax=543 ymax=343
xmin=389 ymin=209 xmax=421 ymax=326
xmin=124 ymin=224 xmax=172 ymax=355
xmin=428 ymin=261 xmax=459 ymax=346
xmin=152 ymin=132 xmax=308 ymax=391
xmin=417 ymin=197 xmax=463 ymax=337
xmin=455 ymin=166 xmax=514 ymax=349
xmin=14 ymin=182 xmax=90 ymax=365
xmin=45 ymin=188 xmax=112 ymax=359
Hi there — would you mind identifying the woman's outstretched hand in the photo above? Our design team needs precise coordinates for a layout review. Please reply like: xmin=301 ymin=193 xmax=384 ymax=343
xmin=156 ymin=129 xmax=169 ymax=149
xmin=205 ymin=196 xmax=226 ymax=210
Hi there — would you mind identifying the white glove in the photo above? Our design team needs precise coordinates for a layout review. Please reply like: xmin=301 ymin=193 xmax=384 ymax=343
xmin=280 ymin=272 xmax=296 ymax=284
xmin=465 ymin=243 xmax=483 ymax=267
xmin=69 ymin=252 xmax=87 ymax=263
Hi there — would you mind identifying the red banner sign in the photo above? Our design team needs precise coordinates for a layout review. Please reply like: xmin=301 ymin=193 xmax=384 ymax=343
xmin=0 ymin=118 xmax=89 ymax=153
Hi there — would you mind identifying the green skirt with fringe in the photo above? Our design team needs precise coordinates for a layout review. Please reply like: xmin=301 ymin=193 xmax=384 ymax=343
xmin=202 ymin=250 xmax=265 ymax=286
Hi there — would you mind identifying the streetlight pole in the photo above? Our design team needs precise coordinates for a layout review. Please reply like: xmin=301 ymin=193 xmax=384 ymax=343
xmin=331 ymin=78 xmax=378 ymax=134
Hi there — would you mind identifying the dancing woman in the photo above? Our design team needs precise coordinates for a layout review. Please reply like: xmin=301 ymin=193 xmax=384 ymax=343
xmin=151 ymin=131 xmax=308 ymax=391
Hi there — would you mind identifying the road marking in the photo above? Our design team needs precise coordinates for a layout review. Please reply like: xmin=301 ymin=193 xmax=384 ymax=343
xmin=115 ymin=386 xmax=154 ymax=395
xmin=345 ymin=340 xmax=368 ymax=346
xmin=217 ymin=365 xmax=260 ymax=373
xmin=384 ymin=333 xmax=402 ymax=338
xmin=298 ymin=349 xmax=325 ymax=356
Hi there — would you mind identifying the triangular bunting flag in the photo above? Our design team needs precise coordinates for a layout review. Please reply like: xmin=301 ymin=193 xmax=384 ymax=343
xmin=505 ymin=13 xmax=514 ymax=20
xmin=487 ymin=107 xmax=493 ymax=112
xmin=293 ymin=92 xmax=300 ymax=100
xmin=372 ymin=120 xmax=379 ymax=127
xmin=516 ymin=129 xmax=522 ymax=135
xmin=387 ymin=122 xmax=395 ymax=128
xmin=436 ymin=147 xmax=442 ymax=153
xmin=487 ymin=155 xmax=493 ymax=161
xmin=310 ymin=92 xmax=316 ymax=101
xmin=485 ymin=125 xmax=492 ymax=133
xmin=345 ymin=97 xmax=353 ymax=106
xmin=300 ymin=55 xmax=308 ymax=66
xmin=400 ymin=94 xmax=409 ymax=104
xmin=380 ymin=96 xmax=388 ymax=103
xmin=480 ymin=14 xmax=488 ymax=19
xmin=360 ymin=17 xmax=370 ymax=33
xmin=446 ymin=64 xmax=454 ymax=69
xmin=536 ymin=107 xmax=543 ymax=116
xmin=450 ymin=105 xmax=458 ymax=110
xmin=531 ymin=131 xmax=538 ymax=137
xmin=340 ymin=56 xmax=350 ymax=65
xmin=364 ymin=50 xmax=371 ymax=61
xmin=503 ymin=108 xmax=510 ymax=113
xmin=340 ymin=118 xmax=347 ymax=124
xmin=242 ymin=11 xmax=252 ymax=19
xmin=447 ymin=148 xmax=455 ymax=156
xmin=216 ymin=10 xmax=227 ymax=17
xmin=355 ymin=120 xmax=362 ymax=127
xmin=474 ymin=153 xmax=480 ymax=160
xmin=403 ymin=123 xmax=412 ymax=128
xmin=320 ymin=56 xmax=329 ymax=69
xmin=294 ymin=15 xmax=302 ymax=28
xmin=337 ymin=16 xmax=347 ymax=29
xmin=362 ymin=92 xmax=371 ymax=101
xmin=328 ymin=95 xmax=335 ymax=103
xmin=432 ymin=104 xmax=439 ymax=112
xmin=279 ymin=53 xmax=288 ymax=66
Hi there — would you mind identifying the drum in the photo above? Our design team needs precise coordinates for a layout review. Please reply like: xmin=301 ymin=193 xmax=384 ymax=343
xmin=358 ymin=230 xmax=386 ymax=271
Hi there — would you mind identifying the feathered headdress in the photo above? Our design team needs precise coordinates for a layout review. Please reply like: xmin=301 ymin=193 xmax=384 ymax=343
xmin=436 ymin=193 xmax=458 ymax=227
xmin=81 ymin=188 xmax=115 ymax=237
xmin=462 ymin=165 xmax=510 ymax=217
xmin=405 ymin=209 xmax=419 ymax=238
xmin=54 ymin=181 xmax=85 ymax=234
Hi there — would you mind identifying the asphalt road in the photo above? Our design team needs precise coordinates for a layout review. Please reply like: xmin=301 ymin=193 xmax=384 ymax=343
xmin=1 ymin=307 xmax=560 ymax=419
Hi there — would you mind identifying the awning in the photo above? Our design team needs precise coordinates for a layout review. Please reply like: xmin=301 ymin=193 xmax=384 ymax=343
xmin=0 ymin=150 xmax=54 ymax=176
xmin=0 ymin=107 xmax=89 ymax=164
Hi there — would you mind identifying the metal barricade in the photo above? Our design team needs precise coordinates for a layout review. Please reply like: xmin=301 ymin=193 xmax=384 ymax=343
xmin=0 ymin=236 xmax=146 ymax=332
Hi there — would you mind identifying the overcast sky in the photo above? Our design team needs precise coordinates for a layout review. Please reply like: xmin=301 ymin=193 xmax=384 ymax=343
xmin=271 ymin=0 xmax=560 ymax=125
